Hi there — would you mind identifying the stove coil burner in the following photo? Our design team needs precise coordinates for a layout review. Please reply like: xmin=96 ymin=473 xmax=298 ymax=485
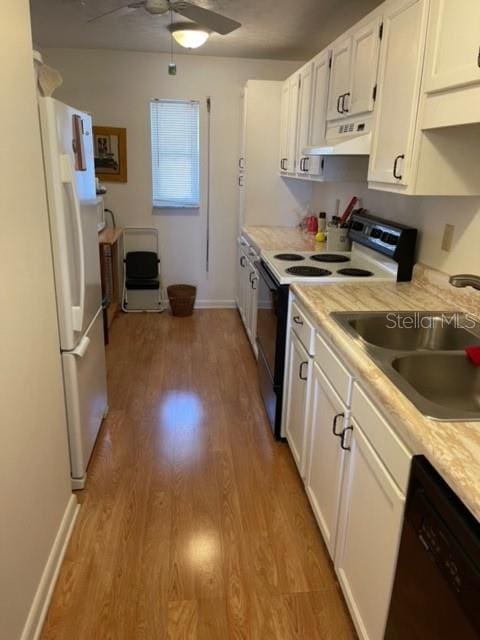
xmin=274 ymin=253 xmax=305 ymax=261
xmin=311 ymin=254 xmax=350 ymax=263
xmin=337 ymin=268 xmax=374 ymax=277
xmin=286 ymin=266 xmax=332 ymax=277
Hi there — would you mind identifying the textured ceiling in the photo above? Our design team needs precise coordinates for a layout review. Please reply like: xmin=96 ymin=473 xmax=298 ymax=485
xmin=30 ymin=0 xmax=383 ymax=60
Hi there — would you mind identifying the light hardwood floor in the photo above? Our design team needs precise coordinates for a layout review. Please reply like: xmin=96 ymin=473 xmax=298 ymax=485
xmin=41 ymin=310 xmax=356 ymax=640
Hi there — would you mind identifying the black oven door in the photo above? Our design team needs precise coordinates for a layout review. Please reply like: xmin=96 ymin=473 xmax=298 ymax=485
xmin=256 ymin=261 xmax=288 ymax=438
xmin=256 ymin=262 xmax=279 ymax=379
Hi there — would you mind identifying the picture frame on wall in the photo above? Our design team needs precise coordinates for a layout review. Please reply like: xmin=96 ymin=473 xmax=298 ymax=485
xmin=93 ymin=126 xmax=127 ymax=183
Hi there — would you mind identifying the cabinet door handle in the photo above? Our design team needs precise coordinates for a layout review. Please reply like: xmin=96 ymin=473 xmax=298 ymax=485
xmin=336 ymin=94 xmax=343 ymax=114
xmin=251 ymin=277 xmax=258 ymax=290
xmin=304 ymin=157 xmax=310 ymax=172
xmin=341 ymin=92 xmax=350 ymax=113
xmin=240 ymin=256 xmax=246 ymax=267
xmin=239 ymin=157 xmax=245 ymax=169
xmin=340 ymin=426 xmax=353 ymax=451
xmin=280 ymin=158 xmax=288 ymax=171
xmin=299 ymin=158 xmax=304 ymax=172
xmin=393 ymin=154 xmax=405 ymax=180
xmin=299 ymin=361 xmax=308 ymax=380
xmin=249 ymin=271 xmax=256 ymax=283
xmin=293 ymin=315 xmax=304 ymax=325
xmin=238 ymin=175 xmax=244 ymax=187
xmin=332 ymin=412 xmax=344 ymax=437
xmin=477 ymin=46 xmax=480 ymax=68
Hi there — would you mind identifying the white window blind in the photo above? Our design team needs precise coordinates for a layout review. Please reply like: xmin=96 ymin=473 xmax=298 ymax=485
xmin=150 ymin=99 xmax=200 ymax=208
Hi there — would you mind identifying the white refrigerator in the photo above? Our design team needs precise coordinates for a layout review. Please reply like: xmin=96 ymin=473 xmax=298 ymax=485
xmin=39 ymin=97 xmax=108 ymax=490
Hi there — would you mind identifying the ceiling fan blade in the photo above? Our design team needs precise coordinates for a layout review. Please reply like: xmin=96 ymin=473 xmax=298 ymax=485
xmin=172 ymin=2 xmax=241 ymax=35
xmin=87 ymin=3 xmax=140 ymax=23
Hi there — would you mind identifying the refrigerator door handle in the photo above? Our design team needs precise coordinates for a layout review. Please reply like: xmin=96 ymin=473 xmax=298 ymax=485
xmin=60 ymin=153 xmax=85 ymax=333
xmin=71 ymin=335 xmax=90 ymax=358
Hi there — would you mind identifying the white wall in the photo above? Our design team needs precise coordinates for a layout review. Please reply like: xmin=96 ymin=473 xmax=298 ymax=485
xmin=42 ymin=48 xmax=302 ymax=306
xmin=311 ymin=182 xmax=480 ymax=275
xmin=0 ymin=2 xmax=74 ymax=640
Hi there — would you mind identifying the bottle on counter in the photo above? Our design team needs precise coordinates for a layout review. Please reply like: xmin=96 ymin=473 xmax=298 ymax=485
xmin=306 ymin=213 xmax=318 ymax=234
xmin=318 ymin=211 xmax=327 ymax=233
xmin=315 ymin=212 xmax=327 ymax=243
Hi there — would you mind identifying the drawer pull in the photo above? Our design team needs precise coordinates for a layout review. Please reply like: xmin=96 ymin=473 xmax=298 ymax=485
xmin=332 ymin=412 xmax=344 ymax=437
xmin=293 ymin=315 xmax=304 ymax=325
xmin=393 ymin=154 xmax=405 ymax=180
xmin=340 ymin=426 xmax=353 ymax=451
xmin=299 ymin=361 xmax=308 ymax=381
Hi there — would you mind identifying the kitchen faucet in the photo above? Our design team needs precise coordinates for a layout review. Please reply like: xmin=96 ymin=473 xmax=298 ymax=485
xmin=449 ymin=274 xmax=480 ymax=291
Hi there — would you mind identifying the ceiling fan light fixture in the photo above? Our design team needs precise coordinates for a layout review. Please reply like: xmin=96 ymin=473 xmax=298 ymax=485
xmin=168 ymin=22 xmax=210 ymax=49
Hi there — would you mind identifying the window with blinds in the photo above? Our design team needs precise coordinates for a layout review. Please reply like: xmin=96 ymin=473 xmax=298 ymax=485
xmin=150 ymin=99 xmax=200 ymax=208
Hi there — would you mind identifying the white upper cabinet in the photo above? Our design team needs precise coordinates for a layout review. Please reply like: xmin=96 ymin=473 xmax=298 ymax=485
xmin=286 ymin=74 xmax=300 ymax=173
xmin=424 ymin=0 xmax=480 ymax=94
xmin=349 ymin=16 xmax=383 ymax=117
xmin=368 ymin=0 xmax=428 ymax=187
xmin=278 ymin=74 xmax=300 ymax=174
xmin=327 ymin=15 xmax=382 ymax=121
xmin=327 ymin=37 xmax=352 ymax=120
xmin=279 ymin=81 xmax=290 ymax=173
xmin=308 ymin=50 xmax=331 ymax=147
xmin=296 ymin=63 xmax=314 ymax=173
xmin=297 ymin=52 xmax=331 ymax=178
xmin=277 ymin=0 xmax=480 ymax=194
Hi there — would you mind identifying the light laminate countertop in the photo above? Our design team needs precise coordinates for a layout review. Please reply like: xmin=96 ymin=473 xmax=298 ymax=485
xmin=292 ymin=278 xmax=480 ymax=521
xmin=241 ymin=224 xmax=480 ymax=518
xmin=242 ymin=225 xmax=322 ymax=253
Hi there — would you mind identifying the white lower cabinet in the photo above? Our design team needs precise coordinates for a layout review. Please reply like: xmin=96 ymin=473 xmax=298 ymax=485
xmin=236 ymin=241 xmax=248 ymax=322
xmin=236 ymin=238 xmax=258 ymax=356
xmin=306 ymin=362 xmax=348 ymax=558
xmin=284 ymin=299 xmax=413 ymax=640
xmin=247 ymin=260 xmax=259 ymax=349
xmin=285 ymin=330 xmax=312 ymax=477
xmin=334 ymin=418 xmax=406 ymax=640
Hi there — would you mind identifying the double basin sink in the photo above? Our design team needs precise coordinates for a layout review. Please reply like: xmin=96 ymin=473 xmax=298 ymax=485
xmin=331 ymin=311 xmax=480 ymax=421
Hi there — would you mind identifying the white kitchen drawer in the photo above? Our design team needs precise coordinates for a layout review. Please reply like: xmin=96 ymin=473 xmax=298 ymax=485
xmin=351 ymin=383 xmax=412 ymax=493
xmin=291 ymin=301 xmax=315 ymax=355
xmin=315 ymin=331 xmax=353 ymax=407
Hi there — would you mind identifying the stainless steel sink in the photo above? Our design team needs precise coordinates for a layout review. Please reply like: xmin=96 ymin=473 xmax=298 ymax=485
xmin=391 ymin=353 xmax=480 ymax=420
xmin=331 ymin=311 xmax=480 ymax=421
xmin=338 ymin=312 xmax=480 ymax=351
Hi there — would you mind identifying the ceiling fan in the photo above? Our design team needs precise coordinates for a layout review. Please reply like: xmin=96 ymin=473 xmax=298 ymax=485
xmin=88 ymin=0 xmax=242 ymax=36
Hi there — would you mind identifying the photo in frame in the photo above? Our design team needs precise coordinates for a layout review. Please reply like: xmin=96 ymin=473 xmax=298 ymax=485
xmin=93 ymin=126 xmax=127 ymax=183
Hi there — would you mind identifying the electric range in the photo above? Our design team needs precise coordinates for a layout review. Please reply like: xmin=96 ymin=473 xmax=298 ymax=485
xmin=255 ymin=211 xmax=418 ymax=439
xmin=261 ymin=245 xmax=398 ymax=286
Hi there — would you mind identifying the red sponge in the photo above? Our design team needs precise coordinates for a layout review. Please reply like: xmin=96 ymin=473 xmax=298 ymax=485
xmin=465 ymin=346 xmax=480 ymax=366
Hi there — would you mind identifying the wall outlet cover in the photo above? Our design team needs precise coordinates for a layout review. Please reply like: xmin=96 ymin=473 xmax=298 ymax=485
xmin=441 ymin=224 xmax=455 ymax=252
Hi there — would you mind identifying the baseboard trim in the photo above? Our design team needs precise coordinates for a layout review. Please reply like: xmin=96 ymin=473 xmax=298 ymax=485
xmin=194 ymin=300 xmax=236 ymax=309
xmin=20 ymin=495 xmax=80 ymax=640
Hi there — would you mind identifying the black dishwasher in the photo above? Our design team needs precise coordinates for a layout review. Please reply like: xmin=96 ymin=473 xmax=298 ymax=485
xmin=385 ymin=456 xmax=480 ymax=640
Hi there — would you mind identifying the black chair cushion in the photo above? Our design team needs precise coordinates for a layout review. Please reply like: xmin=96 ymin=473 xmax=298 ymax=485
xmin=125 ymin=251 xmax=159 ymax=280
xmin=126 ymin=278 xmax=160 ymax=291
